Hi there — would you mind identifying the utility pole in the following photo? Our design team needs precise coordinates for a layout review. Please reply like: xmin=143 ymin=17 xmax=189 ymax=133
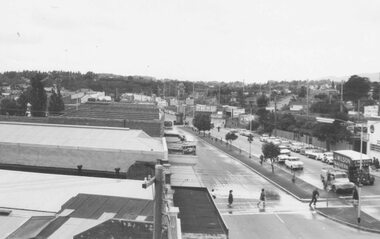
xmin=357 ymin=99 xmax=363 ymax=224
xmin=274 ymin=94 xmax=277 ymax=137
xmin=340 ymin=80 xmax=344 ymax=112
xmin=142 ymin=164 xmax=164 ymax=239
xmin=306 ymin=79 xmax=309 ymax=119
xmin=218 ymin=84 xmax=221 ymax=105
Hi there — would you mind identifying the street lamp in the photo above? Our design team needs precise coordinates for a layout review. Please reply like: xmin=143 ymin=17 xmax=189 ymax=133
xmin=249 ymin=104 xmax=252 ymax=158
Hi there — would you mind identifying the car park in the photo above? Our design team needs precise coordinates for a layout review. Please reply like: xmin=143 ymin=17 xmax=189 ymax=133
xmin=285 ymin=157 xmax=304 ymax=170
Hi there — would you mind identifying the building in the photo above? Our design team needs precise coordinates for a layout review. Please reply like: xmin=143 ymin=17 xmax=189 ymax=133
xmin=0 ymin=122 xmax=166 ymax=173
xmin=366 ymin=120 xmax=380 ymax=161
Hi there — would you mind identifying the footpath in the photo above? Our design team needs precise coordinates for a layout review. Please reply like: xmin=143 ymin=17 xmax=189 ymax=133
xmin=181 ymin=127 xmax=380 ymax=234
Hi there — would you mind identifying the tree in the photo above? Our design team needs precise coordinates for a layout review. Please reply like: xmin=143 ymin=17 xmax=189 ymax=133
xmin=225 ymin=132 xmax=238 ymax=148
xmin=372 ymin=82 xmax=380 ymax=101
xmin=48 ymin=88 xmax=65 ymax=115
xmin=256 ymin=94 xmax=269 ymax=108
xmin=298 ymin=86 xmax=307 ymax=98
xmin=262 ymin=142 xmax=280 ymax=173
xmin=0 ymin=98 xmax=19 ymax=115
xmin=29 ymin=73 xmax=47 ymax=117
xmin=343 ymin=75 xmax=371 ymax=105
xmin=192 ymin=113 xmax=211 ymax=136
xmin=312 ymin=121 xmax=352 ymax=151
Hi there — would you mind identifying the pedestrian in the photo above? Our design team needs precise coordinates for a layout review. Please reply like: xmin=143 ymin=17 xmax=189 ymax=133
xmin=352 ymin=186 xmax=359 ymax=207
xmin=228 ymin=190 xmax=233 ymax=206
xmin=309 ymin=188 xmax=320 ymax=208
xmin=211 ymin=189 xmax=216 ymax=199
xmin=260 ymin=155 xmax=264 ymax=165
xmin=257 ymin=188 xmax=266 ymax=208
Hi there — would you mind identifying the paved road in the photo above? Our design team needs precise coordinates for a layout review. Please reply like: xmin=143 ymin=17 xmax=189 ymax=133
xmin=209 ymin=126 xmax=380 ymax=196
xmin=175 ymin=126 xmax=379 ymax=239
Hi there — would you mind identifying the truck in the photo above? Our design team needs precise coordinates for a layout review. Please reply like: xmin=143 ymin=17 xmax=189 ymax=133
xmin=164 ymin=131 xmax=196 ymax=155
xmin=320 ymin=168 xmax=355 ymax=193
xmin=333 ymin=150 xmax=375 ymax=186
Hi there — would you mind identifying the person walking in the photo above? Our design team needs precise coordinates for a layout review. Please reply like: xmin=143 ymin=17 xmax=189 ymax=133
xmin=352 ymin=186 xmax=359 ymax=207
xmin=309 ymin=188 xmax=319 ymax=208
xmin=228 ymin=190 xmax=233 ymax=207
xmin=257 ymin=188 xmax=266 ymax=208
xmin=260 ymin=155 xmax=264 ymax=165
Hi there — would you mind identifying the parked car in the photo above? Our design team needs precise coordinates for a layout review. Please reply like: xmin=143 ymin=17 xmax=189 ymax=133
xmin=260 ymin=134 xmax=269 ymax=142
xmin=239 ymin=129 xmax=253 ymax=137
xmin=290 ymin=142 xmax=303 ymax=152
xmin=308 ymin=150 xmax=324 ymax=160
xmin=285 ymin=157 xmax=304 ymax=170
xmin=321 ymin=152 xmax=334 ymax=164
xmin=277 ymin=154 xmax=290 ymax=163
xmin=279 ymin=148 xmax=291 ymax=156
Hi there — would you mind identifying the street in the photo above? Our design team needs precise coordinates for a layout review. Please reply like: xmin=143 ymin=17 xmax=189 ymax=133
xmin=174 ymin=125 xmax=379 ymax=238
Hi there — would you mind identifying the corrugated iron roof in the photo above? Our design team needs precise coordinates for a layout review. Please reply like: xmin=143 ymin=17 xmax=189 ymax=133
xmin=0 ymin=122 xmax=163 ymax=153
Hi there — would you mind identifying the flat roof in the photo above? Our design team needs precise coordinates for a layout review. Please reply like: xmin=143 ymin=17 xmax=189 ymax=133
xmin=0 ymin=169 xmax=153 ymax=212
xmin=173 ymin=187 xmax=228 ymax=236
xmin=334 ymin=150 xmax=371 ymax=160
xmin=0 ymin=122 xmax=163 ymax=153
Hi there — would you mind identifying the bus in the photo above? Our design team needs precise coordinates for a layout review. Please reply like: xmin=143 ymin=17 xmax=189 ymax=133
xmin=333 ymin=150 xmax=375 ymax=185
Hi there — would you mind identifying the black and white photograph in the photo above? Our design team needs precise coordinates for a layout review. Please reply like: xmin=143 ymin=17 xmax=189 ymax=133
xmin=0 ymin=0 xmax=380 ymax=238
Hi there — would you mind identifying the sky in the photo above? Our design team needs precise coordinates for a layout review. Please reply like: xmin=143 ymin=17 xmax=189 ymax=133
xmin=0 ymin=0 xmax=380 ymax=83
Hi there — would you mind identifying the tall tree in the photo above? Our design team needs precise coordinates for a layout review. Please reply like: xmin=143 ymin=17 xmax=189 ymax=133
xmin=256 ymin=94 xmax=269 ymax=108
xmin=343 ymin=75 xmax=371 ymax=105
xmin=297 ymin=86 xmax=307 ymax=98
xmin=262 ymin=142 xmax=280 ymax=173
xmin=372 ymin=82 xmax=380 ymax=101
xmin=48 ymin=88 xmax=65 ymax=115
xmin=30 ymin=73 xmax=47 ymax=117
xmin=225 ymin=131 xmax=238 ymax=148
xmin=192 ymin=113 xmax=211 ymax=136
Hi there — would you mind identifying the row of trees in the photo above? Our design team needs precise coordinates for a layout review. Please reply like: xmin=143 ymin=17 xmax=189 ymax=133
xmin=0 ymin=73 xmax=64 ymax=117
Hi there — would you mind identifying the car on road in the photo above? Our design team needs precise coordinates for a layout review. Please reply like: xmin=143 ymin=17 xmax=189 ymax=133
xmin=239 ymin=129 xmax=253 ymax=137
xmin=279 ymin=148 xmax=291 ymax=156
xmin=320 ymin=168 xmax=355 ymax=193
xmin=277 ymin=154 xmax=290 ymax=163
xmin=321 ymin=152 xmax=334 ymax=164
xmin=307 ymin=150 xmax=324 ymax=160
xmin=260 ymin=134 xmax=269 ymax=142
xmin=290 ymin=142 xmax=303 ymax=153
xmin=285 ymin=156 xmax=304 ymax=170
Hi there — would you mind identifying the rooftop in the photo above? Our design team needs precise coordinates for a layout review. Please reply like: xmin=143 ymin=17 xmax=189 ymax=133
xmin=0 ymin=169 xmax=153 ymax=212
xmin=0 ymin=122 xmax=163 ymax=153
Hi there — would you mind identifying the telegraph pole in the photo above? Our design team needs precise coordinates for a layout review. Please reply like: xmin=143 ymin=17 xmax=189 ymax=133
xmin=142 ymin=164 xmax=164 ymax=239
xmin=306 ymin=79 xmax=309 ymax=119
xmin=340 ymin=80 xmax=344 ymax=112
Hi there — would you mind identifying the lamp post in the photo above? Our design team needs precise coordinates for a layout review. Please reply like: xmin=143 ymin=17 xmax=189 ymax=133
xmin=249 ymin=104 xmax=253 ymax=158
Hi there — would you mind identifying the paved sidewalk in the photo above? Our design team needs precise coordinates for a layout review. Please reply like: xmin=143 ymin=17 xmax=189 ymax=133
xmin=182 ymin=127 xmax=380 ymax=234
